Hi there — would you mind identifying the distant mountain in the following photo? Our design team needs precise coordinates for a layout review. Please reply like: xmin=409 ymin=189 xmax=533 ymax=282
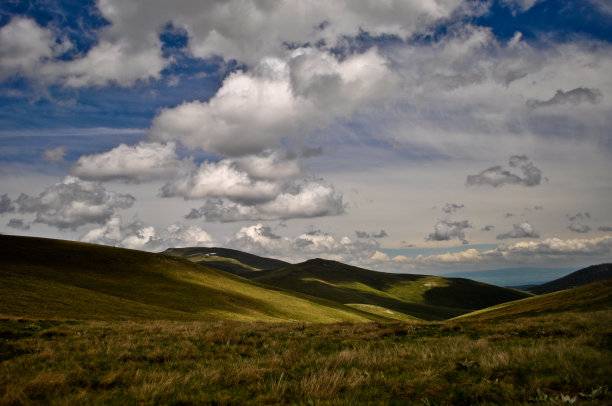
xmin=246 ymin=258 xmax=531 ymax=321
xmin=163 ymin=247 xmax=290 ymax=276
xmin=527 ymin=263 xmax=612 ymax=295
xmin=0 ymin=235 xmax=379 ymax=323
xmin=443 ymin=267 xmax=574 ymax=287
xmin=456 ymin=278 xmax=612 ymax=321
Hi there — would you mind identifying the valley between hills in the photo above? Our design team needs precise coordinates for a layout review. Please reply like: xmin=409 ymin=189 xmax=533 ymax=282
xmin=1 ymin=234 xmax=611 ymax=405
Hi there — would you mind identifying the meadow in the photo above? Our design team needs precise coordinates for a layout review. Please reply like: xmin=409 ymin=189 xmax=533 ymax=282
xmin=1 ymin=309 xmax=610 ymax=405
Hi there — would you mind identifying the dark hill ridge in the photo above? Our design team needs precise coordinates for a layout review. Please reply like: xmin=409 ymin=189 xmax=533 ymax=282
xmin=527 ymin=263 xmax=612 ymax=295
xmin=246 ymin=258 xmax=531 ymax=321
xmin=0 ymin=235 xmax=380 ymax=323
xmin=163 ymin=246 xmax=289 ymax=275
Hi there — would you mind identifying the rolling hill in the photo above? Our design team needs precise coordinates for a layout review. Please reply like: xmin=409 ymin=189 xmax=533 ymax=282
xmin=527 ymin=263 xmax=612 ymax=294
xmin=0 ymin=235 xmax=381 ymax=323
xmin=455 ymin=278 xmax=612 ymax=321
xmin=245 ymin=258 xmax=531 ymax=321
xmin=163 ymin=246 xmax=289 ymax=276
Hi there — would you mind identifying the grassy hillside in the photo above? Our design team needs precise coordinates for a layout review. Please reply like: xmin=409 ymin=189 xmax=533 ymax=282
xmin=528 ymin=263 xmax=612 ymax=295
xmin=247 ymin=258 xmax=531 ymax=321
xmin=163 ymin=246 xmax=289 ymax=275
xmin=455 ymin=278 xmax=612 ymax=321
xmin=0 ymin=235 xmax=380 ymax=323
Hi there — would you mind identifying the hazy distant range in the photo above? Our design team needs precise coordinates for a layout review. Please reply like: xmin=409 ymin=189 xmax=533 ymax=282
xmin=442 ymin=268 xmax=575 ymax=287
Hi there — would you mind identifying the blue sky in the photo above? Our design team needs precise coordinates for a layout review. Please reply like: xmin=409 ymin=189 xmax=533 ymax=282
xmin=1 ymin=0 xmax=611 ymax=273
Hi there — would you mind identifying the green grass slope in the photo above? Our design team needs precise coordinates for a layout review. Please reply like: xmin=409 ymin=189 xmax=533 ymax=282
xmin=163 ymin=246 xmax=289 ymax=276
xmin=0 ymin=235 xmax=380 ymax=323
xmin=527 ymin=263 xmax=612 ymax=295
xmin=455 ymin=278 xmax=612 ymax=321
xmin=246 ymin=258 xmax=531 ymax=321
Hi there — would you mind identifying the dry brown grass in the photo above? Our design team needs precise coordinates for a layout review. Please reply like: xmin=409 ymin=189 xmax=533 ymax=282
xmin=0 ymin=310 xmax=610 ymax=405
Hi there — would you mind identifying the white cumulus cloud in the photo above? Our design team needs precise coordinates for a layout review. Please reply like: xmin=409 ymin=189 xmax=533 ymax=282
xmin=15 ymin=177 xmax=134 ymax=230
xmin=81 ymin=215 xmax=214 ymax=251
xmin=150 ymin=48 xmax=398 ymax=156
xmin=71 ymin=142 xmax=181 ymax=182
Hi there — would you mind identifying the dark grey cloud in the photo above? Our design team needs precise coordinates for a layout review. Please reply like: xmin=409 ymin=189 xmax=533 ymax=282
xmin=0 ymin=194 xmax=15 ymax=214
xmin=598 ymin=226 xmax=612 ymax=232
xmin=568 ymin=223 xmax=591 ymax=233
xmin=527 ymin=87 xmax=603 ymax=108
xmin=300 ymin=145 xmax=323 ymax=158
xmin=355 ymin=230 xmax=388 ymax=239
xmin=426 ymin=219 xmax=471 ymax=244
xmin=567 ymin=212 xmax=591 ymax=222
xmin=504 ymin=212 xmax=514 ymax=218
xmin=442 ymin=203 xmax=464 ymax=214
xmin=466 ymin=155 xmax=542 ymax=188
xmin=481 ymin=225 xmax=495 ymax=231
xmin=6 ymin=218 xmax=29 ymax=230
xmin=496 ymin=222 xmax=539 ymax=239
xmin=15 ymin=177 xmax=135 ymax=230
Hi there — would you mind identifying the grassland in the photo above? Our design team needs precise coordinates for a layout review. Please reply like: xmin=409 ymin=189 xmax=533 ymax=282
xmin=2 ymin=235 xmax=611 ymax=404
xmin=164 ymin=247 xmax=289 ymax=276
xmin=0 ymin=235 xmax=381 ymax=323
xmin=248 ymin=258 xmax=531 ymax=321
xmin=455 ymin=278 xmax=612 ymax=321
xmin=1 ymin=309 xmax=610 ymax=405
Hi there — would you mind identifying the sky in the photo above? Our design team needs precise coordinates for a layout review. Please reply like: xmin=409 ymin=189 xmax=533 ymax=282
xmin=1 ymin=0 xmax=611 ymax=274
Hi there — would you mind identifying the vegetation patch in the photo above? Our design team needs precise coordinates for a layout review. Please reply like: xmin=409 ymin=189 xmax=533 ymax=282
xmin=0 ymin=310 xmax=610 ymax=405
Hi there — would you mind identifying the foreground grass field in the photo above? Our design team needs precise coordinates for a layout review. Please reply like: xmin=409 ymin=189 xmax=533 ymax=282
xmin=1 ymin=310 xmax=610 ymax=405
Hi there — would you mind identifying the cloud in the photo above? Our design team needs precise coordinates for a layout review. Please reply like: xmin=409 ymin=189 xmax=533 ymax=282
xmin=150 ymin=48 xmax=398 ymax=156
xmin=426 ymin=219 xmax=471 ymax=244
xmin=466 ymin=155 xmax=542 ymax=187
xmin=355 ymin=230 xmax=388 ymax=239
xmin=161 ymin=159 xmax=284 ymax=204
xmin=442 ymin=203 xmax=464 ymax=214
xmin=226 ymin=223 xmax=378 ymax=263
xmin=567 ymin=212 xmax=591 ymax=222
xmin=234 ymin=151 xmax=302 ymax=180
xmin=528 ymin=87 xmax=603 ymax=108
xmin=15 ymin=177 xmax=135 ymax=230
xmin=0 ymin=18 xmax=69 ymax=82
xmin=501 ymin=0 xmax=542 ymax=13
xmin=0 ymin=194 xmax=15 ymax=214
xmin=364 ymin=235 xmax=612 ymax=272
xmin=71 ymin=142 xmax=181 ymax=183
xmin=598 ymin=226 xmax=612 ymax=232
xmin=481 ymin=225 xmax=495 ymax=231
xmin=81 ymin=216 xmax=214 ymax=251
xmin=496 ymin=221 xmax=539 ymax=239
xmin=6 ymin=218 xmax=30 ymax=230
xmin=86 ymin=0 xmax=470 ymax=68
xmin=568 ymin=223 xmax=591 ymax=233
xmin=185 ymin=181 xmax=345 ymax=222
xmin=0 ymin=16 xmax=164 ymax=88
xmin=42 ymin=146 xmax=67 ymax=164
